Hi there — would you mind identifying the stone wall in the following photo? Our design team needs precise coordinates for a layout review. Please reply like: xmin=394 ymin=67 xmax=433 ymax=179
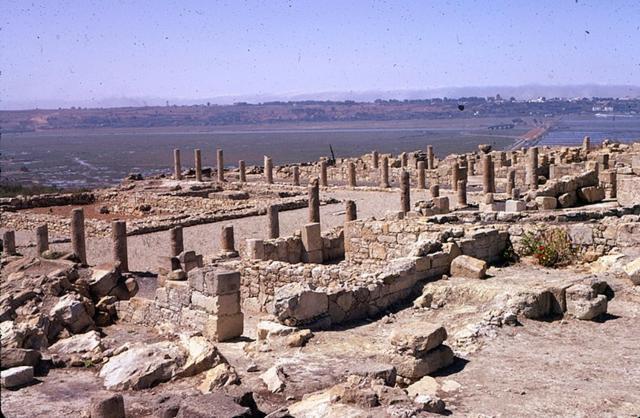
xmin=116 ymin=267 xmax=243 ymax=341
xmin=0 ymin=192 xmax=95 ymax=211
xmin=233 ymin=222 xmax=509 ymax=324
xmin=269 ymin=225 xmax=509 ymax=327
xmin=344 ymin=212 xmax=509 ymax=264
xmin=507 ymin=214 xmax=640 ymax=255
xmin=246 ymin=227 xmax=345 ymax=264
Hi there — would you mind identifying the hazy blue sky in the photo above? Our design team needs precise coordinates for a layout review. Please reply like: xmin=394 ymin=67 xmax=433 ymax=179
xmin=1 ymin=0 xmax=639 ymax=109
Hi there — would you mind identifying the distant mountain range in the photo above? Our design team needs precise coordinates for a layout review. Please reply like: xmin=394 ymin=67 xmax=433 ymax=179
xmin=2 ymin=84 xmax=639 ymax=111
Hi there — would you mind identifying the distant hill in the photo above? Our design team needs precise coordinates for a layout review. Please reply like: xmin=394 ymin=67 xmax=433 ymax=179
xmin=1 ymin=95 xmax=639 ymax=134
xmin=1 ymin=84 xmax=639 ymax=111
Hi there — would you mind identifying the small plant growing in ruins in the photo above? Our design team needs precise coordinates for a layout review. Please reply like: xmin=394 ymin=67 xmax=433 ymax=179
xmin=83 ymin=359 xmax=95 ymax=368
xmin=519 ymin=228 xmax=574 ymax=267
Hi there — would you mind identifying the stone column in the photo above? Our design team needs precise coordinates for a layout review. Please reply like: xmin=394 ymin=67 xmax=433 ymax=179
xmin=70 ymin=208 xmax=87 ymax=264
xmin=460 ymin=157 xmax=469 ymax=181
xmin=264 ymin=156 xmax=273 ymax=184
xmin=400 ymin=170 xmax=410 ymax=213
xmin=468 ymin=157 xmax=475 ymax=175
xmin=112 ymin=220 xmax=129 ymax=272
xmin=380 ymin=156 xmax=390 ymax=188
xmin=348 ymin=162 xmax=357 ymax=187
xmin=345 ymin=200 xmax=357 ymax=222
xmin=36 ymin=224 xmax=49 ymax=255
xmin=497 ymin=151 xmax=506 ymax=167
xmin=267 ymin=205 xmax=280 ymax=239
xmin=216 ymin=149 xmax=224 ymax=182
xmin=457 ymin=180 xmax=467 ymax=207
xmin=426 ymin=145 xmax=434 ymax=170
xmin=512 ymin=153 xmax=518 ymax=165
xmin=506 ymin=169 xmax=516 ymax=196
xmin=511 ymin=188 xmax=520 ymax=200
xmin=169 ymin=226 xmax=184 ymax=257
xmin=194 ymin=149 xmax=203 ymax=182
xmin=238 ymin=160 xmax=246 ymax=182
xmin=308 ymin=177 xmax=320 ymax=223
xmin=372 ymin=151 xmax=379 ymax=169
xmin=451 ymin=162 xmax=460 ymax=191
xmin=582 ymin=136 xmax=590 ymax=152
xmin=400 ymin=152 xmax=408 ymax=168
xmin=174 ymin=149 xmax=182 ymax=180
xmin=599 ymin=154 xmax=610 ymax=170
xmin=604 ymin=170 xmax=617 ymax=199
xmin=320 ymin=161 xmax=328 ymax=186
xmin=483 ymin=193 xmax=494 ymax=205
xmin=430 ymin=184 xmax=440 ymax=198
xmin=3 ymin=230 xmax=16 ymax=256
xmin=293 ymin=166 xmax=300 ymax=186
xmin=527 ymin=146 xmax=539 ymax=190
xmin=417 ymin=161 xmax=426 ymax=189
xmin=220 ymin=225 xmax=236 ymax=253
xmin=482 ymin=154 xmax=495 ymax=193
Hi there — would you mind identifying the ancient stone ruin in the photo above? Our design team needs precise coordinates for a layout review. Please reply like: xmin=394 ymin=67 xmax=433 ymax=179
xmin=1 ymin=140 xmax=640 ymax=416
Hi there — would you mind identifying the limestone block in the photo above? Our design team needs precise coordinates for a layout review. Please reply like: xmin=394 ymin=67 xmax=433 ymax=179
xmin=166 ymin=280 xmax=191 ymax=307
xmin=565 ymin=284 xmax=607 ymax=320
xmin=178 ymin=251 xmax=200 ymax=272
xmin=302 ymin=223 xmax=322 ymax=252
xmin=90 ymin=394 xmax=125 ymax=418
xmin=1 ymin=366 xmax=34 ymax=388
xmin=623 ymin=258 xmax=640 ymax=285
xmin=450 ymin=255 xmax=487 ymax=279
xmin=256 ymin=320 xmax=297 ymax=341
xmin=577 ymin=186 xmax=605 ymax=203
xmin=432 ymin=197 xmax=449 ymax=213
xmin=206 ymin=270 xmax=241 ymax=296
xmin=246 ymin=239 xmax=265 ymax=260
xmin=558 ymin=191 xmax=577 ymax=208
xmin=429 ymin=251 xmax=451 ymax=272
xmin=192 ymin=291 xmax=240 ymax=315
xmin=632 ymin=155 xmax=640 ymax=174
xmin=505 ymin=199 xmax=526 ymax=212
xmin=389 ymin=324 xmax=447 ymax=357
xmin=387 ymin=345 xmax=454 ymax=380
xmin=204 ymin=313 xmax=244 ymax=342
xmin=89 ymin=267 xmax=119 ymax=299
xmin=616 ymin=175 xmax=640 ymax=207
xmin=535 ymin=196 xmax=558 ymax=210
xmin=0 ymin=348 xmax=41 ymax=369
xmin=272 ymin=283 xmax=329 ymax=325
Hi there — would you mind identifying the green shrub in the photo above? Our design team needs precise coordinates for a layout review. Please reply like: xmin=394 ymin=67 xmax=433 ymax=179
xmin=519 ymin=228 xmax=574 ymax=267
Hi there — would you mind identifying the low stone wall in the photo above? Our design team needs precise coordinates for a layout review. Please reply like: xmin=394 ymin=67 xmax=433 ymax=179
xmin=507 ymin=214 xmax=640 ymax=255
xmin=0 ymin=192 xmax=95 ymax=211
xmin=233 ymin=224 xmax=509 ymax=325
xmin=344 ymin=212 xmax=509 ymax=264
xmin=251 ymin=227 xmax=345 ymax=264
xmin=270 ymin=227 xmax=509 ymax=327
